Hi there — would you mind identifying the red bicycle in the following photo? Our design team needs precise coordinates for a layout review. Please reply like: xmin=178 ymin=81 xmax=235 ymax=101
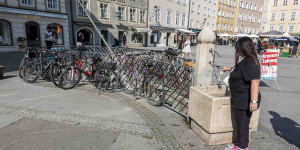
xmin=58 ymin=50 xmax=119 ymax=92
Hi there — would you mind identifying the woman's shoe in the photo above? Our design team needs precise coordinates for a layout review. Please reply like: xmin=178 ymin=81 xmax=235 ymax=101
xmin=224 ymin=143 xmax=237 ymax=150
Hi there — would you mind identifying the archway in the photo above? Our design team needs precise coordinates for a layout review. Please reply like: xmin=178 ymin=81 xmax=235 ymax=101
xmin=77 ymin=28 xmax=93 ymax=45
xmin=0 ymin=19 xmax=13 ymax=46
xmin=47 ymin=23 xmax=64 ymax=45
xmin=25 ymin=21 xmax=40 ymax=47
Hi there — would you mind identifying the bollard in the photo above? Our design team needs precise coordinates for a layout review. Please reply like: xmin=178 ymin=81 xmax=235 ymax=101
xmin=0 ymin=66 xmax=4 ymax=79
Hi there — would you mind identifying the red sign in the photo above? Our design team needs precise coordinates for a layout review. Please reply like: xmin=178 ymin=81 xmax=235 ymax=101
xmin=261 ymin=52 xmax=278 ymax=66
xmin=261 ymin=52 xmax=278 ymax=80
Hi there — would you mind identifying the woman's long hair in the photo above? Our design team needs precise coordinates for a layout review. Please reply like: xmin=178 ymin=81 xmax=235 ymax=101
xmin=235 ymin=37 xmax=261 ymax=76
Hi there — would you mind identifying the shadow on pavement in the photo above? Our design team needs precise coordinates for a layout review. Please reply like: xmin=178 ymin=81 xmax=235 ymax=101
xmin=269 ymin=111 xmax=300 ymax=149
xmin=0 ymin=75 xmax=17 ymax=80
xmin=0 ymin=51 xmax=24 ymax=73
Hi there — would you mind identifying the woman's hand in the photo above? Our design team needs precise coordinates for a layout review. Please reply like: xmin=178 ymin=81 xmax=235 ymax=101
xmin=221 ymin=67 xmax=231 ymax=72
xmin=250 ymin=102 xmax=258 ymax=112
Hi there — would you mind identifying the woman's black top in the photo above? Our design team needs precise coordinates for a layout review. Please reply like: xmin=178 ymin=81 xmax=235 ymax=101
xmin=229 ymin=57 xmax=261 ymax=110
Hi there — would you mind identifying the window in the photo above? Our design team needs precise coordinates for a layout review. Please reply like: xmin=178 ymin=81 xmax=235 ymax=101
xmin=0 ymin=20 xmax=13 ymax=46
xmin=238 ymin=13 xmax=242 ymax=20
xmin=291 ymin=12 xmax=296 ymax=20
xmin=288 ymin=25 xmax=294 ymax=32
xmin=191 ymin=2 xmax=195 ymax=12
xmin=278 ymin=25 xmax=284 ymax=32
xmin=100 ymin=3 xmax=109 ymax=19
xmin=283 ymin=0 xmax=288 ymax=5
xmin=154 ymin=8 xmax=160 ymax=23
xmin=182 ymin=0 xmax=187 ymax=5
xmin=78 ymin=0 xmax=88 ymax=16
xmin=177 ymin=0 xmax=181 ymax=4
xmin=197 ymin=4 xmax=201 ymax=14
xmin=131 ymin=32 xmax=143 ymax=44
xmin=140 ymin=10 xmax=146 ymax=23
xmin=190 ymin=20 xmax=193 ymax=28
xmin=0 ymin=0 xmax=4 ymax=3
xmin=270 ymin=25 xmax=274 ymax=31
xmin=77 ymin=28 xmax=93 ymax=45
xmin=176 ymin=12 xmax=180 ymax=25
xmin=182 ymin=13 xmax=186 ymax=26
xmin=117 ymin=6 xmax=126 ymax=21
xmin=254 ymin=5 xmax=257 ymax=11
xmin=203 ymin=6 xmax=207 ymax=16
xmin=258 ymin=17 xmax=261 ymax=23
xmin=47 ymin=0 xmax=58 ymax=9
xmin=273 ymin=0 xmax=278 ymax=6
xmin=271 ymin=12 xmax=276 ymax=21
xmin=294 ymin=0 xmax=298 ymax=4
xmin=47 ymin=24 xmax=64 ymax=45
xmin=280 ymin=12 xmax=285 ymax=21
xmin=213 ymin=10 xmax=216 ymax=18
xmin=21 ymin=0 xmax=34 ymax=6
xmin=167 ymin=10 xmax=172 ymax=25
xmin=130 ymin=8 xmax=137 ymax=22
xmin=208 ymin=8 xmax=211 ymax=17
xmin=196 ymin=21 xmax=200 ymax=28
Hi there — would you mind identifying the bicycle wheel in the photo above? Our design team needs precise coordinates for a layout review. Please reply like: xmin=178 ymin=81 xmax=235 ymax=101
xmin=50 ymin=63 xmax=64 ymax=87
xmin=119 ymin=68 xmax=136 ymax=94
xmin=22 ymin=61 xmax=40 ymax=83
xmin=94 ymin=68 xmax=119 ymax=92
xmin=144 ymin=75 xmax=163 ymax=106
xmin=58 ymin=67 xmax=81 ymax=90
xmin=19 ymin=57 xmax=29 ymax=78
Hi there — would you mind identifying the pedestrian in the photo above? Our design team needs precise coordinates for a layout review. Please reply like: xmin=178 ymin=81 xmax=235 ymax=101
xmin=297 ymin=41 xmax=300 ymax=58
xmin=178 ymin=35 xmax=183 ymax=52
xmin=44 ymin=27 xmax=53 ymax=49
xmin=222 ymin=37 xmax=261 ymax=150
xmin=182 ymin=36 xmax=193 ymax=59
xmin=122 ymin=33 xmax=127 ymax=48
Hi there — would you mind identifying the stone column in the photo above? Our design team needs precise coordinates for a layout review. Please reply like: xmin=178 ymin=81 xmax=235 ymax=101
xmin=194 ymin=27 xmax=216 ymax=86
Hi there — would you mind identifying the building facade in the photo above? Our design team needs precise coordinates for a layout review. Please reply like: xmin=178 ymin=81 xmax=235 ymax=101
xmin=266 ymin=0 xmax=300 ymax=35
xmin=216 ymin=0 xmax=239 ymax=34
xmin=66 ymin=0 xmax=148 ymax=47
xmin=189 ymin=0 xmax=218 ymax=31
xmin=0 ymin=0 xmax=69 ymax=51
xmin=147 ymin=0 xmax=189 ymax=47
xmin=260 ymin=0 xmax=271 ymax=33
xmin=235 ymin=0 xmax=265 ymax=34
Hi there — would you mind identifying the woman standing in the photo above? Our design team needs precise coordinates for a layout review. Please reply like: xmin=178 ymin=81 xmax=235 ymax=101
xmin=222 ymin=37 xmax=261 ymax=150
xmin=182 ymin=36 xmax=193 ymax=59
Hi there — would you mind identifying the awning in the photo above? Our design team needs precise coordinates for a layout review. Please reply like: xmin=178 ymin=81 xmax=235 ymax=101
xmin=218 ymin=33 xmax=232 ymax=37
xmin=135 ymin=28 xmax=151 ymax=32
xmin=178 ymin=29 xmax=196 ymax=34
xmin=233 ymin=34 xmax=249 ymax=37
xmin=0 ymin=6 xmax=68 ymax=19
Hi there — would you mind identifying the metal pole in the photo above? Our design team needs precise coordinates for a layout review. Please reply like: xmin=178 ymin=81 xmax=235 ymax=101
xmin=77 ymin=0 xmax=114 ymax=54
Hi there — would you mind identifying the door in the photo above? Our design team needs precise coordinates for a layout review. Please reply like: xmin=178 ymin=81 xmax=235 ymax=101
xmin=25 ymin=21 xmax=41 ymax=47
xmin=166 ymin=32 xmax=171 ymax=46
xmin=101 ymin=30 xmax=109 ymax=47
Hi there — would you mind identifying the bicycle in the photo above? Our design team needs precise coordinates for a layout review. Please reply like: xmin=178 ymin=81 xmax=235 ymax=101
xmin=22 ymin=49 xmax=58 ymax=83
xmin=58 ymin=47 xmax=119 ymax=92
